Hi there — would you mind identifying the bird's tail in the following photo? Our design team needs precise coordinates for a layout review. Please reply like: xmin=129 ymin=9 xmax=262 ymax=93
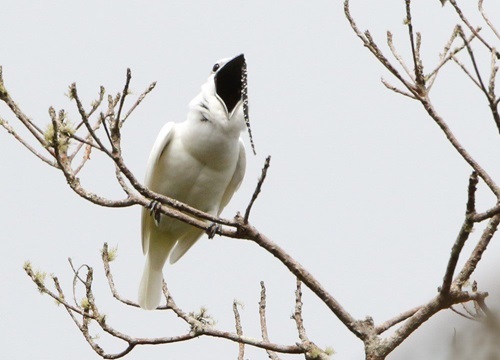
xmin=138 ymin=255 xmax=165 ymax=310
xmin=169 ymin=226 xmax=204 ymax=264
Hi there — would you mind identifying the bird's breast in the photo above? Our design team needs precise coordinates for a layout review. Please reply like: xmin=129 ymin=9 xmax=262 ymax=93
xmin=149 ymin=124 xmax=240 ymax=217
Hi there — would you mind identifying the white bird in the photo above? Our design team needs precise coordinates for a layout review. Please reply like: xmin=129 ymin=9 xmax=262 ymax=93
xmin=138 ymin=54 xmax=249 ymax=310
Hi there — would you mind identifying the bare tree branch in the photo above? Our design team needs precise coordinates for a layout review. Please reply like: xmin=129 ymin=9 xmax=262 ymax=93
xmin=244 ymin=155 xmax=271 ymax=223
xmin=233 ymin=301 xmax=245 ymax=360
xmin=121 ymin=81 xmax=156 ymax=125
xmin=440 ymin=173 xmax=478 ymax=295
xmin=344 ymin=0 xmax=500 ymax=198
xmin=381 ymin=78 xmax=417 ymax=99
xmin=259 ymin=282 xmax=281 ymax=360
xmin=455 ymin=214 xmax=500 ymax=288
xmin=448 ymin=0 xmax=499 ymax=57
xmin=479 ymin=0 xmax=500 ymax=40
xmin=4 ymin=2 xmax=500 ymax=357
xmin=0 ymin=116 xmax=58 ymax=167
xmin=26 ymin=248 xmax=308 ymax=358
xmin=375 ymin=305 xmax=422 ymax=335
xmin=404 ymin=0 xmax=425 ymax=89
xmin=386 ymin=31 xmax=414 ymax=82
xmin=115 ymin=68 xmax=131 ymax=129
xmin=427 ymin=28 xmax=480 ymax=91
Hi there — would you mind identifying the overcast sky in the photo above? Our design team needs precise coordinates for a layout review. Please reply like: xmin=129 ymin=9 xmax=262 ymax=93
xmin=1 ymin=1 xmax=500 ymax=359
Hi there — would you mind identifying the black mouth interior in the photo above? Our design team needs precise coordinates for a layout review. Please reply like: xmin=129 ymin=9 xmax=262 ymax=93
xmin=215 ymin=54 xmax=245 ymax=114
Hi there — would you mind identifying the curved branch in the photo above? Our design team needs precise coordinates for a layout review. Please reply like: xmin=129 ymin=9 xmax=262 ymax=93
xmin=233 ymin=219 xmax=363 ymax=340
xmin=419 ymin=96 xmax=500 ymax=198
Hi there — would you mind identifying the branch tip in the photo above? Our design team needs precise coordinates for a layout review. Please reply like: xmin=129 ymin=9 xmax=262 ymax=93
xmin=244 ymin=155 xmax=271 ymax=223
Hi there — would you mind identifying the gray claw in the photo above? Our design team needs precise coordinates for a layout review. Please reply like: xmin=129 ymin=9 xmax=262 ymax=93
xmin=148 ymin=200 xmax=162 ymax=225
xmin=207 ymin=223 xmax=222 ymax=239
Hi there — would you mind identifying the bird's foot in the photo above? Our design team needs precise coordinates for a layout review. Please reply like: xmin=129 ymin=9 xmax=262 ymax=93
xmin=148 ymin=200 xmax=162 ymax=225
xmin=207 ymin=222 xmax=222 ymax=239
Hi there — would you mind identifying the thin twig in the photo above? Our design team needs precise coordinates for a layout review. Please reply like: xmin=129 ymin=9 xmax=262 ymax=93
xmin=73 ymin=144 xmax=92 ymax=175
xmin=472 ymin=202 xmax=500 ymax=222
xmin=476 ymin=296 xmax=496 ymax=321
xmin=441 ymin=217 xmax=474 ymax=295
xmin=233 ymin=301 xmax=245 ymax=360
xmin=448 ymin=0 xmax=499 ymax=57
xmin=71 ymin=84 xmax=112 ymax=157
xmin=478 ymin=0 xmax=500 ymax=40
xmin=0 ymin=116 xmax=58 ymax=167
xmin=427 ymin=28 xmax=478 ymax=91
xmin=244 ymin=156 xmax=271 ymax=223
xmin=293 ymin=280 xmax=308 ymax=343
xmin=452 ymin=55 xmax=483 ymax=89
xmin=115 ymin=68 xmax=131 ymax=127
xmin=343 ymin=0 xmax=420 ymax=99
xmin=382 ymin=290 xmax=489 ymax=356
xmin=101 ymin=243 xmax=167 ymax=309
xmin=428 ymin=25 xmax=460 ymax=87
xmin=455 ymin=214 xmax=500 ymax=288
xmin=375 ymin=305 xmax=422 ymax=334
xmin=121 ymin=81 xmax=157 ymax=125
xmin=69 ymin=116 xmax=105 ymax=162
xmin=74 ymin=86 xmax=106 ymax=131
xmin=419 ymin=96 xmax=500 ymax=198
xmin=0 ymin=66 xmax=54 ymax=152
xmin=486 ymin=48 xmax=500 ymax=133
xmin=381 ymin=78 xmax=417 ymax=99
xmin=291 ymin=279 xmax=330 ymax=360
xmin=441 ymin=173 xmax=479 ymax=294
xmin=68 ymin=258 xmax=90 ymax=308
xmin=488 ymin=48 xmax=498 ymax=100
xmin=259 ymin=282 xmax=281 ymax=360
xmin=101 ymin=109 xmax=114 ymax=149
xmin=405 ymin=0 xmax=425 ymax=90
xmin=466 ymin=171 xmax=478 ymax=215
xmin=387 ymin=31 xmax=414 ymax=81
xmin=450 ymin=306 xmax=479 ymax=321
xmin=114 ymin=164 xmax=135 ymax=197
xmin=458 ymin=29 xmax=489 ymax=98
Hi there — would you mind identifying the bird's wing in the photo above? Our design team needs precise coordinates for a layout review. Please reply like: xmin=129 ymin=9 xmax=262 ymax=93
xmin=141 ymin=122 xmax=176 ymax=255
xmin=168 ymin=226 xmax=204 ymax=264
xmin=218 ymin=139 xmax=247 ymax=215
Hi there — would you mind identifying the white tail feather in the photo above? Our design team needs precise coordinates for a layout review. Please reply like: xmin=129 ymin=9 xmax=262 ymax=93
xmin=138 ymin=257 xmax=164 ymax=310
xmin=169 ymin=228 xmax=203 ymax=264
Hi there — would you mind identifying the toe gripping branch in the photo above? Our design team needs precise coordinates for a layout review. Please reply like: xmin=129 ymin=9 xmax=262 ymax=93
xmin=148 ymin=200 xmax=162 ymax=225
xmin=207 ymin=222 xmax=222 ymax=239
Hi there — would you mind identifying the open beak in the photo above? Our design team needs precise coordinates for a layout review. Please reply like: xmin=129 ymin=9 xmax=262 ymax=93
xmin=215 ymin=54 xmax=245 ymax=116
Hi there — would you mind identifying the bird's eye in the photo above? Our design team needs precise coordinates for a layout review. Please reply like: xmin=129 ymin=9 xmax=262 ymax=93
xmin=212 ymin=63 xmax=220 ymax=72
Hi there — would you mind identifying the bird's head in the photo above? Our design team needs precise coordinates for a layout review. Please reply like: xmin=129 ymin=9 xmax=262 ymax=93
xmin=189 ymin=54 xmax=246 ymax=130
xmin=213 ymin=54 xmax=246 ymax=119
xmin=189 ymin=54 xmax=256 ymax=153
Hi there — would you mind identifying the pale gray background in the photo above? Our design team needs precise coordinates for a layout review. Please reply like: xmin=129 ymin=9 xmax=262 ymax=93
xmin=1 ymin=1 xmax=499 ymax=359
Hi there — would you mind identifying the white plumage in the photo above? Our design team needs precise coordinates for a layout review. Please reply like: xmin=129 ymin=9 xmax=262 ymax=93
xmin=138 ymin=55 xmax=248 ymax=310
